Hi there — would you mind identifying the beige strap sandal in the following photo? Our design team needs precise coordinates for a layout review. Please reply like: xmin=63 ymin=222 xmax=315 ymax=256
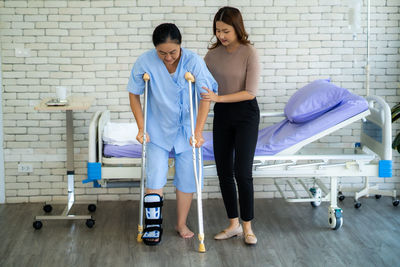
xmin=244 ymin=232 xmax=257 ymax=245
xmin=214 ymin=225 xmax=243 ymax=240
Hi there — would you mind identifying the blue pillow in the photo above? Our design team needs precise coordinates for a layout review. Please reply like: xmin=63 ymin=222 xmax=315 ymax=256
xmin=284 ymin=79 xmax=347 ymax=123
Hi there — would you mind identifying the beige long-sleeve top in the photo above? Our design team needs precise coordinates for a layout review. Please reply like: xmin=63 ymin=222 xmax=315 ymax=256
xmin=204 ymin=44 xmax=260 ymax=96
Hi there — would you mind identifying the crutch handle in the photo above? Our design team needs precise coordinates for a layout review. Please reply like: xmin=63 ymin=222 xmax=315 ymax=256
xmin=185 ymin=72 xmax=195 ymax=82
xmin=143 ymin=73 xmax=150 ymax=81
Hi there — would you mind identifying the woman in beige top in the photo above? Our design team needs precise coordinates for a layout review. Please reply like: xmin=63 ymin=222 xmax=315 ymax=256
xmin=202 ymin=6 xmax=260 ymax=245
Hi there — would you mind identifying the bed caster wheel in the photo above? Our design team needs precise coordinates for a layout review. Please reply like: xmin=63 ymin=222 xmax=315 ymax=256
xmin=33 ymin=221 xmax=43 ymax=230
xmin=338 ymin=193 xmax=345 ymax=201
xmin=375 ymin=194 xmax=382 ymax=199
xmin=329 ymin=208 xmax=343 ymax=230
xmin=43 ymin=204 xmax=52 ymax=213
xmin=354 ymin=202 xmax=361 ymax=209
xmin=310 ymin=188 xmax=321 ymax=207
xmin=88 ymin=204 xmax=96 ymax=212
xmin=392 ymin=200 xmax=399 ymax=207
xmin=86 ymin=219 xmax=95 ymax=228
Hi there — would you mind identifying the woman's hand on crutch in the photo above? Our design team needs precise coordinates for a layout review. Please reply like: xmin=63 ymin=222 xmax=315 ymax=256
xmin=189 ymin=131 xmax=204 ymax=148
xmin=190 ymin=99 xmax=209 ymax=148
xmin=136 ymin=130 xmax=150 ymax=144
xmin=129 ymin=93 xmax=150 ymax=144
xmin=129 ymin=93 xmax=150 ymax=145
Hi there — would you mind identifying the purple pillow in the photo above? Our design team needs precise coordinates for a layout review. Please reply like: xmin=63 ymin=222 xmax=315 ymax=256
xmin=284 ymin=79 xmax=347 ymax=123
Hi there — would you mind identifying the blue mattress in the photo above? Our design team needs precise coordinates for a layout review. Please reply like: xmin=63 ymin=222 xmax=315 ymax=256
xmin=103 ymin=91 xmax=368 ymax=160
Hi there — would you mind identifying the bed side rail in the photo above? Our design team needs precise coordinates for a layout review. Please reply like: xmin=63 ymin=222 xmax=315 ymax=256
xmin=98 ymin=110 xmax=111 ymax=164
xmin=208 ymin=112 xmax=285 ymax=118
xmin=88 ymin=111 xmax=102 ymax=163
xmin=260 ymin=112 xmax=286 ymax=118
xmin=361 ymin=95 xmax=392 ymax=177
xmin=83 ymin=111 xmax=102 ymax=185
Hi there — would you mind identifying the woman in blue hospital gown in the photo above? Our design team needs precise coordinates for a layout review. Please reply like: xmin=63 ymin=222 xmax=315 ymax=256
xmin=127 ymin=23 xmax=217 ymax=239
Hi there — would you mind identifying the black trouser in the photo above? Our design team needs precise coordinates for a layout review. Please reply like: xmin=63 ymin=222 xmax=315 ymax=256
xmin=213 ymin=98 xmax=260 ymax=221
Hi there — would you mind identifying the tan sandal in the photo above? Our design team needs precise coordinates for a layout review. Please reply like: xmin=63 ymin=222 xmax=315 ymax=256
xmin=244 ymin=232 xmax=257 ymax=245
xmin=214 ymin=225 xmax=243 ymax=240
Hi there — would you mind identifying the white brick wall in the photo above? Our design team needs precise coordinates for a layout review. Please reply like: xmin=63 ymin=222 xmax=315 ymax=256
xmin=0 ymin=0 xmax=399 ymax=203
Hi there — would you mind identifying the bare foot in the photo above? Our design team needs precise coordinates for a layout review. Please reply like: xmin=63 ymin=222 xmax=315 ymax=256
xmin=175 ymin=225 xmax=194 ymax=239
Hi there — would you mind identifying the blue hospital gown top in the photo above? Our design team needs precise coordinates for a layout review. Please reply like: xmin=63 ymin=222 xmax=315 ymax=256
xmin=126 ymin=47 xmax=218 ymax=154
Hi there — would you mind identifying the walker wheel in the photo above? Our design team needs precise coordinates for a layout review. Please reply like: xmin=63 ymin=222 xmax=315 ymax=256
xmin=375 ymin=194 xmax=382 ymax=199
xmin=43 ymin=204 xmax=52 ymax=213
xmin=33 ymin=220 xmax=43 ymax=230
xmin=338 ymin=195 xmax=345 ymax=201
xmin=393 ymin=200 xmax=399 ymax=207
xmin=88 ymin=204 xmax=97 ymax=212
xmin=86 ymin=219 xmax=95 ymax=228
xmin=354 ymin=202 xmax=361 ymax=209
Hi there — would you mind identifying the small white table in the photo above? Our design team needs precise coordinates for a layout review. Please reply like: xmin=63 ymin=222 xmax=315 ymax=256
xmin=33 ymin=96 xmax=97 ymax=229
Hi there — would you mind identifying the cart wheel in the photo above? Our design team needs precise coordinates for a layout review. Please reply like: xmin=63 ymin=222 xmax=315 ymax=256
xmin=338 ymin=194 xmax=345 ymax=201
xmin=310 ymin=187 xmax=322 ymax=207
xmin=43 ymin=204 xmax=52 ymax=213
xmin=375 ymin=194 xmax=382 ymax=199
xmin=88 ymin=204 xmax=97 ymax=212
xmin=33 ymin=221 xmax=43 ymax=230
xmin=393 ymin=199 xmax=399 ymax=207
xmin=329 ymin=208 xmax=343 ymax=230
xmin=86 ymin=219 xmax=95 ymax=228
xmin=354 ymin=202 xmax=361 ymax=209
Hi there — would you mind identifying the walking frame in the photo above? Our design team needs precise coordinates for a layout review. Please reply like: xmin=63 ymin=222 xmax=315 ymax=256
xmin=136 ymin=72 xmax=206 ymax=253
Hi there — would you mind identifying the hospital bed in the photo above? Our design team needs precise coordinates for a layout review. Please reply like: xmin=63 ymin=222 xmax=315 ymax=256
xmin=84 ymin=90 xmax=396 ymax=231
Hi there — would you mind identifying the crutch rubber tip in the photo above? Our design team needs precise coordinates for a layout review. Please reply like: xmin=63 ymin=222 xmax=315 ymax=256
xmin=137 ymin=233 xmax=143 ymax=242
xmin=198 ymin=243 xmax=206 ymax=253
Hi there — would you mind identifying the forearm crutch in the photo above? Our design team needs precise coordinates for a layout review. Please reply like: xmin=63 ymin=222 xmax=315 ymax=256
xmin=137 ymin=73 xmax=150 ymax=242
xmin=185 ymin=72 xmax=206 ymax=253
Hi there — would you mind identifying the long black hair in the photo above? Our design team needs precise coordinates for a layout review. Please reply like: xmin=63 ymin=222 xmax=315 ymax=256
xmin=209 ymin=6 xmax=250 ymax=49
xmin=152 ymin=23 xmax=182 ymax=47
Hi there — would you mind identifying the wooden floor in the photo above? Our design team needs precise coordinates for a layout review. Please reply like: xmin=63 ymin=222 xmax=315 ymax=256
xmin=1 ymin=197 xmax=399 ymax=267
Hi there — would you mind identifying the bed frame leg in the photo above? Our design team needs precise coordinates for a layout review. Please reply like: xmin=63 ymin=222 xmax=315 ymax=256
xmin=330 ymin=176 xmax=338 ymax=207
xmin=328 ymin=176 xmax=343 ymax=230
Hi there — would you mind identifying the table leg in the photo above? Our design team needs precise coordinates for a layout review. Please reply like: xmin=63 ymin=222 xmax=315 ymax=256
xmin=66 ymin=110 xmax=75 ymax=214
xmin=33 ymin=110 xmax=96 ymax=229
